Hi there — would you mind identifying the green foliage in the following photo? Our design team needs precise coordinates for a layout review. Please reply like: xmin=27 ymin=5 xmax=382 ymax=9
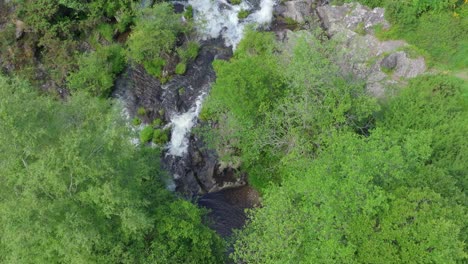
xmin=184 ymin=5 xmax=194 ymax=19
xmin=97 ymin=23 xmax=115 ymax=43
xmin=140 ymin=126 xmax=154 ymax=143
xmin=349 ymin=0 xmax=468 ymax=69
xmin=238 ymin=10 xmax=249 ymax=19
xmin=204 ymin=31 xmax=378 ymax=190
xmin=0 ymin=75 xmax=225 ymax=263
xmin=152 ymin=118 xmax=163 ymax=127
xmin=377 ymin=75 xmax=468 ymax=199
xmin=230 ymin=0 xmax=242 ymax=5
xmin=231 ymin=72 xmax=467 ymax=263
xmin=132 ymin=117 xmax=142 ymax=126
xmin=205 ymin=30 xmax=282 ymax=123
xmin=177 ymin=41 xmax=200 ymax=62
xmin=7 ymin=0 xmax=137 ymax=86
xmin=152 ymin=128 xmax=169 ymax=144
xmin=143 ymin=58 xmax=166 ymax=78
xmin=126 ymin=3 xmax=186 ymax=78
xmin=137 ymin=107 xmax=146 ymax=116
xmin=175 ymin=62 xmax=187 ymax=75
xmin=67 ymin=44 xmax=125 ymax=97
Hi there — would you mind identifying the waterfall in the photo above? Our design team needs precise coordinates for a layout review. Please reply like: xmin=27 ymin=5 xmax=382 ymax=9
xmin=166 ymin=0 xmax=276 ymax=158
xmin=189 ymin=0 xmax=276 ymax=48
xmin=167 ymin=93 xmax=205 ymax=156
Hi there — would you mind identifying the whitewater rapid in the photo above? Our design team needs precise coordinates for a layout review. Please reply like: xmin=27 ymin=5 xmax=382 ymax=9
xmin=168 ymin=93 xmax=205 ymax=156
xmin=189 ymin=0 xmax=276 ymax=48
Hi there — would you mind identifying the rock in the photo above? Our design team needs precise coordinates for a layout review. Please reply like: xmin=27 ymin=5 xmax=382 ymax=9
xmin=282 ymin=0 xmax=315 ymax=23
xmin=14 ymin=19 xmax=24 ymax=40
xmin=381 ymin=53 xmax=398 ymax=70
xmin=317 ymin=3 xmax=389 ymax=35
xmin=315 ymin=3 xmax=426 ymax=97
xmin=391 ymin=51 xmax=426 ymax=79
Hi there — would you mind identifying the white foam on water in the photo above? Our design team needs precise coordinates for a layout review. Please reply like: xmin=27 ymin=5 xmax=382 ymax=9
xmin=189 ymin=0 xmax=276 ymax=49
xmin=167 ymin=94 xmax=205 ymax=157
xmin=250 ymin=0 xmax=275 ymax=24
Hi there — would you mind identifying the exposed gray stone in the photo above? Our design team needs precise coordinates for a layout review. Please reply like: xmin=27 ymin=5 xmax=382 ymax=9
xmin=282 ymin=0 xmax=315 ymax=23
xmin=381 ymin=53 xmax=398 ymax=70
xmin=315 ymin=3 xmax=426 ymax=97
xmin=317 ymin=3 xmax=389 ymax=35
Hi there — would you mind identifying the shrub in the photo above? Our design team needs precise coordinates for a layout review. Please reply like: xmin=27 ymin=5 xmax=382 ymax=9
xmin=152 ymin=128 xmax=169 ymax=144
xmin=175 ymin=63 xmax=187 ymax=75
xmin=140 ymin=126 xmax=154 ymax=143
xmin=126 ymin=3 xmax=186 ymax=78
xmin=184 ymin=5 xmax=193 ymax=19
xmin=238 ymin=10 xmax=249 ymax=19
xmin=97 ymin=23 xmax=114 ymax=42
xmin=177 ymin=41 xmax=200 ymax=64
xmin=132 ymin=117 xmax=142 ymax=126
xmin=137 ymin=107 xmax=146 ymax=116
xmin=143 ymin=58 xmax=166 ymax=78
xmin=152 ymin=118 xmax=163 ymax=127
xmin=67 ymin=44 xmax=125 ymax=97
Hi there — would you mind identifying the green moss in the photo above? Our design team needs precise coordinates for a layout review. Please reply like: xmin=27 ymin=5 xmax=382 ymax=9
xmin=230 ymin=0 xmax=242 ymax=5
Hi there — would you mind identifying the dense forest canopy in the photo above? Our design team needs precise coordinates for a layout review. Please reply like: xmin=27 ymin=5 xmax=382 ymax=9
xmin=0 ymin=0 xmax=466 ymax=263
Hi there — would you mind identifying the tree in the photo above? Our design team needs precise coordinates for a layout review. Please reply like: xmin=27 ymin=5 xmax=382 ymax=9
xmin=232 ymin=132 xmax=466 ymax=263
xmin=0 ymin=75 xmax=225 ymax=263
xmin=67 ymin=44 xmax=126 ymax=97
xmin=126 ymin=3 xmax=186 ymax=78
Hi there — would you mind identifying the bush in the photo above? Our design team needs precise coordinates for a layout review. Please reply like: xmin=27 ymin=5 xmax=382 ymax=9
xmin=152 ymin=128 xmax=169 ymax=144
xmin=67 ymin=44 xmax=125 ymax=97
xmin=132 ymin=117 xmax=142 ymax=126
xmin=143 ymin=58 xmax=166 ymax=78
xmin=238 ymin=10 xmax=249 ymax=19
xmin=184 ymin=5 xmax=193 ymax=19
xmin=152 ymin=118 xmax=163 ymax=127
xmin=180 ymin=41 xmax=200 ymax=62
xmin=140 ymin=126 xmax=154 ymax=143
xmin=175 ymin=63 xmax=187 ymax=75
xmin=137 ymin=107 xmax=146 ymax=116
xmin=126 ymin=3 xmax=186 ymax=78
